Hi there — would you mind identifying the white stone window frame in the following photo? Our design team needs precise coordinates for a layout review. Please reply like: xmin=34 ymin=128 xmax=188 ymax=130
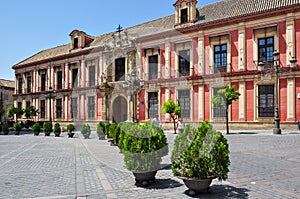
xmin=210 ymin=85 xmax=229 ymax=122
xmin=175 ymin=41 xmax=193 ymax=78
xmin=85 ymin=59 xmax=97 ymax=87
xmin=176 ymin=86 xmax=193 ymax=121
xmin=144 ymin=48 xmax=161 ymax=81
xmin=145 ymin=89 xmax=161 ymax=120
xmin=209 ymin=34 xmax=231 ymax=74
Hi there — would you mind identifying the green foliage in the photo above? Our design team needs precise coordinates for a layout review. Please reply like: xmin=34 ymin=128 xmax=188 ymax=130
xmin=211 ymin=85 xmax=240 ymax=107
xmin=80 ymin=124 xmax=91 ymax=135
xmin=119 ymin=122 xmax=168 ymax=172
xmin=97 ymin=121 xmax=106 ymax=135
xmin=53 ymin=122 xmax=61 ymax=133
xmin=171 ymin=121 xmax=230 ymax=181
xmin=6 ymin=105 xmax=24 ymax=120
xmin=104 ymin=123 xmax=111 ymax=136
xmin=32 ymin=123 xmax=41 ymax=133
xmin=43 ymin=122 xmax=53 ymax=133
xmin=107 ymin=123 xmax=117 ymax=138
xmin=23 ymin=106 xmax=39 ymax=119
xmin=67 ymin=124 xmax=75 ymax=132
xmin=2 ymin=123 xmax=9 ymax=133
xmin=112 ymin=125 xmax=121 ymax=145
xmin=0 ymin=109 xmax=5 ymax=121
xmin=13 ymin=123 xmax=22 ymax=132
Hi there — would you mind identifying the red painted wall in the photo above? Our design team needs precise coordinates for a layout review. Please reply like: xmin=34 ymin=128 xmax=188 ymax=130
xmin=245 ymin=27 xmax=254 ymax=71
xmin=160 ymin=88 xmax=166 ymax=121
xmin=296 ymin=78 xmax=300 ymax=121
xmin=138 ymin=89 xmax=146 ymax=121
xmin=204 ymin=84 xmax=210 ymax=121
xmin=230 ymin=30 xmax=239 ymax=72
xmin=231 ymin=82 xmax=239 ymax=121
xmin=170 ymin=42 xmax=175 ymax=77
xmin=246 ymin=81 xmax=254 ymax=121
xmin=193 ymin=85 xmax=198 ymax=121
xmin=192 ymin=38 xmax=198 ymax=75
xmin=280 ymin=79 xmax=287 ymax=121
xmin=204 ymin=36 xmax=210 ymax=75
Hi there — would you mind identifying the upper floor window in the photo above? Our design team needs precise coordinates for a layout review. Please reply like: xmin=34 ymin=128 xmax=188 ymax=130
xmin=179 ymin=50 xmax=190 ymax=77
xmin=41 ymin=74 xmax=46 ymax=91
xmin=181 ymin=8 xmax=188 ymax=24
xmin=149 ymin=55 xmax=158 ymax=80
xmin=57 ymin=71 xmax=63 ymax=90
xmin=115 ymin=58 xmax=125 ymax=81
xmin=258 ymin=37 xmax=274 ymax=67
xmin=258 ymin=85 xmax=274 ymax=117
xmin=26 ymin=101 xmax=30 ymax=108
xmin=86 ymin=59 xmax=96 ymax=87
xmin=18 ymin=78 xmax=23 ymax=94
xmin=214 ymin=44 xmax=227 ymax=73
xmin=72 ymin=68 xmax=79 ymax=88
xmin=178 ymin=89 xmax=190 ymax=118
xmin=212 ymin=87 xmax=226 ymax=118
xmin=27 ymin=76 xmax=32 ymax=93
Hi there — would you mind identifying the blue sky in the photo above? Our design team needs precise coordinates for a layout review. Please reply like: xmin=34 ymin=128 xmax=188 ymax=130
xmin=0 ymin=0 xmax=220 ymax=80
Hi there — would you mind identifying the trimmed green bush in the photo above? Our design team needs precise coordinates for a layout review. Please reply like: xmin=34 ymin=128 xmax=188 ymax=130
xmin=80 ymin=124 xmax=91 ymax=139
xmin=13 ymin=123 xmax=22 ymax=132
xmin=43 ymin=122 xmax=52 ymax=136
xmin=32 ymin=123 xmax=41 ymax=133
xmin=67 ymin=124 xmax=75 ymax=132
xmin=2 ymin=123 xmax=9 ymax=134
xmin=119 ymin=122 xmax=168 ymax=172
xmin=96 ymin=121 xmax=106 ymax=140
xmin=107 ymin=123 xmax=117 ymax=138
xmin=171 ymin=121 xmax=230 ymax=181
xmin=53 ymin=123 xmax=61 ymax=133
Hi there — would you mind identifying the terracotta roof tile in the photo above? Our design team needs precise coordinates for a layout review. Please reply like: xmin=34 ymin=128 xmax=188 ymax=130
xmin=0 ymin=79 xmax=14 ymax=88
xmin=13 ymin=0 xmax=300 ymax=68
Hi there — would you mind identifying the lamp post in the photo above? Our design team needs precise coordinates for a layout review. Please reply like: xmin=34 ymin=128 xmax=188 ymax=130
xmin=258 ymin=50 xmax=297 ymax=134
xmin=123 ymin=68 xmax=144 ymax=122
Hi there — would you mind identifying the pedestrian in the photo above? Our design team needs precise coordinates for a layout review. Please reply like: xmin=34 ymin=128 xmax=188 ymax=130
xmin=152 ymin=114 xmax=160 ymax=127
xmin=176 ymin=118 xmax=184 ymax=133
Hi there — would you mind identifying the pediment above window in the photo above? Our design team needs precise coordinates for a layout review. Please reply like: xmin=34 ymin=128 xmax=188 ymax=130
xmin=69 ymin=29 xmax=94 ymax=50
xmin=174 ymin=0 xmax=198 ymax=27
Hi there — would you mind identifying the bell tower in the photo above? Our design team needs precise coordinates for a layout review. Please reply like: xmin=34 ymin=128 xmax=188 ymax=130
xmin=174 ymin=0 xmax=198 ymax=27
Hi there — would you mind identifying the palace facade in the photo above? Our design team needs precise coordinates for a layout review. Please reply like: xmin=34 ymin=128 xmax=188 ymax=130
xmin=13 ymin=0 xmax=300 ymax=129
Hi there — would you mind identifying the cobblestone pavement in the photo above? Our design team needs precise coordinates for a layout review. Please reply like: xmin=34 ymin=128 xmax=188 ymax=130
xmin=0 ymin=130 xmax=300 ymax=199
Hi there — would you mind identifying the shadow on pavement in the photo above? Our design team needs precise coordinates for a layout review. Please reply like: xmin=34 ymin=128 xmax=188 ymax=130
xmin=143 ymin=178 xmax=183 ymax=189
xmin=184 ymin=185 xmax=249 ymax=198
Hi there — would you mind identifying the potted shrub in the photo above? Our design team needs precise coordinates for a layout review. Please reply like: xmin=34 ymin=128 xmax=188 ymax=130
xmin=67 ymin=124 xmax=75 ymax=138
xmin=2 ymin=122 xmax=9 ymax=135
xmin=80 ymin=124 xmax=91 ymax=139
xmin=53 ymin=122 xmax=61 ymax=137
xmin=0 ymin=123 xmax=2 ymax=134
xmin=32 ymin=123 xmax=41 ymax=136
xmin=13 ymin=122 xmax=22 ymax=135
xmin=118 ymin=122 xmax=168 ymax=186
xmin=171 ymin=121 xmax=230 ymax=195
xmin=96 ymin=121 xmax=106 ymax=140
xmin=43 ymin=122 xmax=52 ymax=136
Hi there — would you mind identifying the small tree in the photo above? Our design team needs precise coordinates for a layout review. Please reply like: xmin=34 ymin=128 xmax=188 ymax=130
xmin=211 ymin=85 xmax=240 ymax=134
xmin=7 ymin=105 xmax=23 ymax=122
xmin=23 ymin=106 xmax=38 ymax=119
xmin=162 ymin=99 xmax=181 ymax=134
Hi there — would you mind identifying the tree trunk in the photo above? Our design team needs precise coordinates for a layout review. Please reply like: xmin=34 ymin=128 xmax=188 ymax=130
xmin=226 ymin=105 xmax=229 ymax=134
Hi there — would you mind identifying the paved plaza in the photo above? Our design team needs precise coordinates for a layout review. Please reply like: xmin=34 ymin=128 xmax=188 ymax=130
xmin=0 ymin=129 xmax=300 ymax=199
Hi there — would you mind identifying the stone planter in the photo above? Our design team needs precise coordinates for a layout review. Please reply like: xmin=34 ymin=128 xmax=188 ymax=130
xmin=179 ymin=177 xmax=214 ymax=194
xmin=54 ymin=132 xmax=61 ymax=137
xmin=44 ymin=132 xmax=51 ymax=136
xmin=132 ymin=170 xmax=157 ymax=186
xmin=68 ymin=132 xmax=75 ymax=138
xmin=15 ymin=131 xmax=20 ymax=136
xmin=82 ymin=133 xmax=90 ymax=139
xmin=33 ymin=132 xmax=40 ymax=136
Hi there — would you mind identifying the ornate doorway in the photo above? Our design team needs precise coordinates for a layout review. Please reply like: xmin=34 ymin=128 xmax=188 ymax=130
xmin=112 ymin=96 xmax=128 ymax=123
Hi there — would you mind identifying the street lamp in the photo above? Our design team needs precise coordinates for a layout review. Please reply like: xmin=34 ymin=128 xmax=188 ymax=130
xmin=258 ymin=50 xmax=297 ymax=134
xmin=123 ymin=68 xmax=144 ymax=122
xmin=45 ymin=86 xmax=56 ymax=124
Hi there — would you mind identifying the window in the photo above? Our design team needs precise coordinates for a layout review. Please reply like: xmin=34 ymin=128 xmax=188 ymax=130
xmin=74 ymin=38 xmax=78 ymax=49
xmin=41 ymin=74 xmax=46 ymax=91
xmin=148 ymin=92 xmax=158 ymax=118
xmin=115 ymin=58 xmax=125 ymax=81
xmin=27 ymin=76 xmax=31 ymax=93
xmin=148 ymin=55 xmax=158 ymax=80
xmin=214 ymin=44 xmax=227 ymax=73
xmin=181 ymin=8 xmax=188 ymax=24
xmin=89 ymin=66 xmax=96 ymax=86
xmin=178 ymin=89 xmax=190 ymax=118
xmin=212 ymin=88 xmax=226 ymax=118
xmin=72 ymin=68 xmax=78 ymax=88
xmin=71 ymin=97 xmax=78 ymax=119
xmin=88 ymin=96 xmax=95 ymax=119
xmin=258 ymin=85 xmax=274 ymax=117
xmin=40 ymin=100 xmax=45 ymax=119
xmin=57 ymin=71 xmax=63 ymax=90
xmin=258 ymin=37 xmax=274 ymax=67
xmin=178 ymin=50 xmax=190 ymax=77
xmin=26 ymin=101 xmax=30 ymax=108
xmin=18 ymin=78 xmax=23 ymax=94
xmin=56 ymin=99 xmax=62 ymax=119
